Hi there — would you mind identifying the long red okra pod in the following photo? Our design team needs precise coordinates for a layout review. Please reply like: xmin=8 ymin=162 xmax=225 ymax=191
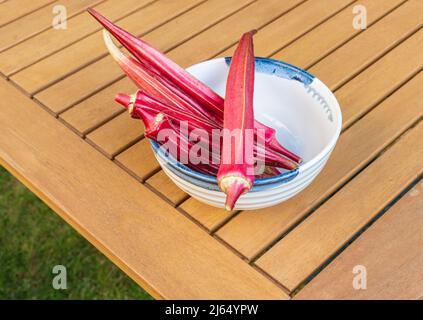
xmin=217 ymin=31 xmax=256 ymax=211
xmin=88 ymin=8 xmax=223 ymax=117
xmin=103 ymin=31 xmax=221 ymax=125
xmin=88 ymin=8 xmax=301 ymax=163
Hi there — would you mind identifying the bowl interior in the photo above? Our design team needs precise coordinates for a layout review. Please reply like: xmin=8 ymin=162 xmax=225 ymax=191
xmin=187 ymin=57 xmax=341 ymax=165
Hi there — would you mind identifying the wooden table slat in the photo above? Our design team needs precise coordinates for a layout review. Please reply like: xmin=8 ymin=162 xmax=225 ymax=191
xmin=272 ymin=0 xmax=405 ymax=69
xmin=114 ymin=139 xmax=160 ymax=182
xmin=166 ymin=0 xmax=304 ymax=68
xmin=308 ymin=0 xmax=422 ymax=90
xmin=0 ymin=78 xmax=287 ymax=300
xmin=0 ymin=0 xmax=55 ymax=27
xmin=336 ymin=29 xmax=423 ymax=129
xmin=256 ymin=120 xmax=423 ymax=291
xmin=33 ymin=0 xmax=207 ymax=113
xmin=217 ymin=0 xmax=355 ymax=58
xmin=86 ymin=112 xmax=144 ymax=159
xmin=60 ymin=77 xmax=135 ymax=136
xmin=146 ymin=170 xmax=189 ymax=206
xmin=295 ymin=182 xmax=423 ymax=300
xmin=0 ymin=0 xmax=154 ymax=76
xmin=35 ymin=55 xmax=124 ymax=113
xmin=12 ymin=0 xmax=231 ymax=94
xmin=0 ymin=0 xmax=103 ymax=52
xmin=180 ymin=197 xmax=235 ymax=232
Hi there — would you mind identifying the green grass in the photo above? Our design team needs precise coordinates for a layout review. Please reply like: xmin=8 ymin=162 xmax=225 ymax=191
xmin=0 ymin=167 xmax=152 ymax=300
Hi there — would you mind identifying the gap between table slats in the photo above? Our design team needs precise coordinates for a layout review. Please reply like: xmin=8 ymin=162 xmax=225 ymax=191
xmin=255 ymin=120 xmax=423 ymax=291
xmin=293 ymin=176 xmax=423 ymax=299
xmin=31 ymin=0 xmax=305 ymax=115
xmin=0 ymin=0 xmax=105 ymax=52
xmin=10 ymin=0 xmax=256 ymax=95
xmin=0 ymin=0 xmax=56 ymax=27
xmin=0 ymin=0 xmax=158 ymax=76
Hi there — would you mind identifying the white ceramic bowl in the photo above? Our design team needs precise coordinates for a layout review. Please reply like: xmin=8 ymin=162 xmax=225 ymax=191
xmin=149 ymin=57 xmax=342 ymax=210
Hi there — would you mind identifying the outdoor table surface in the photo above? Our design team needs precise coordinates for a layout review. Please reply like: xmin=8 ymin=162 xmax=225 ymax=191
xmin=0 ymin=0 xmax=422 ymax=299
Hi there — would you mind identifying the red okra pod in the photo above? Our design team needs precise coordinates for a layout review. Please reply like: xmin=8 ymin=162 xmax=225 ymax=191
xmin=103 ymin=30 xmax=220 ymax=125
xmin=217 ymin=31 xmax=256 ymax=211
xmin=116 ymin=91 xmax=297 ymax=170
xmin=88 ymin=8 xmax=301 ymax=164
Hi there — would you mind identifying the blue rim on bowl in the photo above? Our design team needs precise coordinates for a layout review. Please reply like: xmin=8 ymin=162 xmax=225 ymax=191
xmin=225 ymin=56 xmax=314 ymax=85
xmin=149 ymin=139 xmax=300 ymax=188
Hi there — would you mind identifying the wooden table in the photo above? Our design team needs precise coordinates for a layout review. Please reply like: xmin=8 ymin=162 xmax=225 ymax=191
xmin=0 ymin=0 xmax=422 ymax=299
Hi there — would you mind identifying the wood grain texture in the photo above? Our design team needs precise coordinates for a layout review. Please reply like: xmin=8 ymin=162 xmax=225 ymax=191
xmin=272 ymin=0 xmax=405 ymax=69
xmin=217 ymin=0 xmax=354 ymax=57
xmin=0 ymin=0 xmax=102 ymax=52
xmin=33 ymin=0 xmax=204 ymax=113
xmin=295 ymin=182 xmax=423 ymax=300
xmin=167 ymin=0 xmax=304 ymax=67
xmin=256 ymin=121 xmax=423 ymax=291
xmin=337 ymin=29 xmax=423 ymax=128
xmin=0 ymin=79 xmax=287 ymax=300
xmin=115 ymin=139 xmax=160 ymax=182
xmin=12 ymin=0 xmax=211 ymax=93
xmin=138 ymin=0 xmax=254 ymax=54
xmin=308 ymin=0 xmax=423 ymax=90
xmin=0 ymin=0 xmax=54 ymax=27
xmin=0 ymin=0 xmax=153 ymax=75
xmin=32 ymin=0 xmax=301 ymax=112
xmin=35 ymin=55 xmax=123 ymax=113
xmin=180 ymin=198 xmax=234 ymax=231
xmin=216 ymin=34 xmax=423 ymax=260
xmin=60 ymin=77 xmax=136 ymax=136
xmin=147 ymin=170 xmax=189 ymax=206
xmin=86 ymin=112 xmax=144 ymax=159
